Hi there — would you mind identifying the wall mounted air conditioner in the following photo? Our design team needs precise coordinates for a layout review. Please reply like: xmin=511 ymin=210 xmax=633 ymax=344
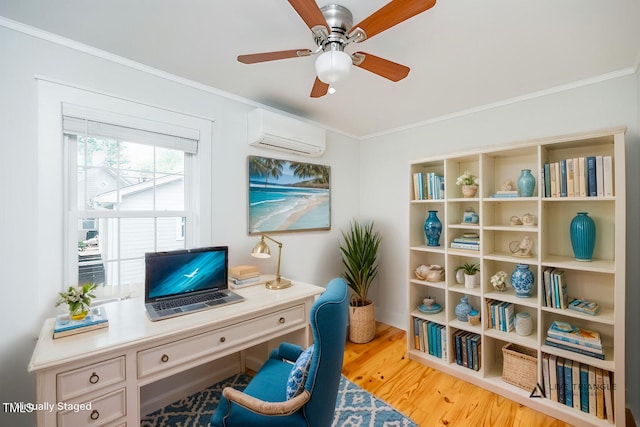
xmin=247 ymin=109 xmax=326 ymax=157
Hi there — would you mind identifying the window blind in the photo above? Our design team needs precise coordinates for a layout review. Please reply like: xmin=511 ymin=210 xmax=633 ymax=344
xmin=62 ymin=103 xmax=199 ymax=153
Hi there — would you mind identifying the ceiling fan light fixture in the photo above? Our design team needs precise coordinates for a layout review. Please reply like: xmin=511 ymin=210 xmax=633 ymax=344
xmin=315 ymin=49 xmax=351 ymax=84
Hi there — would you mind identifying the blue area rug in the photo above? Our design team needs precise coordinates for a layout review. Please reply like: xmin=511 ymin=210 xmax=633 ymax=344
xmin=141 ymin=373 xmax=417 ymax=427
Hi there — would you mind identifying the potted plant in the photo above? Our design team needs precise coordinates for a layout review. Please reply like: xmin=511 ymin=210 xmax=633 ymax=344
xmin=55 ymin=283 xmax=97 ymax=320
xmin=339 ymin=220 xmax=382 ymax=343
xmin=456 ymin=170 xmax=479 ymax=198
xmin=456 ymin=263 xmax=480 ymax=289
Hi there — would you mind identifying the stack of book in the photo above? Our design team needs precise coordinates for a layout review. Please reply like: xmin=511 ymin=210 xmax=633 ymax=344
xmin=228 ymin=265 xmax=261 ymax=288
xmin=413 ymin=318 xmax=447 ymax=360
xmin=486 ymin=300 xmax=515 ymax=332
xmin=567 ymin=298 xmax=601 ymax=316
xmin=412 ymin=172 xmax=444 ymax=200
xmin=545 ymin=321 xmax=604 ymax=360
xmin=450 ymin=235 xmax=480 ymax=251
xmin=453 ymin=330 xmax=481 ymax=371
xmin=542 ymin=354 xmax=614 ymax=422
xmin=541 ymin=155 xmax=613 ymax=198
xmin=53 ymin=306 xmax=109 ymax=339
xmin=542 ymin=267 xmax=569 ymax=309
xmin=490 ymin=190 xmax=519 ymax=198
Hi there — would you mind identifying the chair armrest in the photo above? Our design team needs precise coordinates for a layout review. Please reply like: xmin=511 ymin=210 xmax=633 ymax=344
xmin=270 ymin=342 xmax=303 ymax=363
xmin=222 ymin=387 xmax=310 ymax=416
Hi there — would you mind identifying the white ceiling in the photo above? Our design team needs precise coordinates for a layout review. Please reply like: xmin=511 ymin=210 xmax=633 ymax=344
xmin=2 ymin=0 xmax=639 ymax=138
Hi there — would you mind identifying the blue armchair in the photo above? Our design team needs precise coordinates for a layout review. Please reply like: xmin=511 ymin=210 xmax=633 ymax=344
xmin=210 ymin=278 xmax=349 ymax=427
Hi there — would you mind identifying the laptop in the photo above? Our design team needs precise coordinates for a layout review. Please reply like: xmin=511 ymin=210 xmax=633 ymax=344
xmin=144 ymin=246 xmax=244 ymax=321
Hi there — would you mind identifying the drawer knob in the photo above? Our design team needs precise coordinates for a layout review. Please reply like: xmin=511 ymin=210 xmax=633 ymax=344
xmin=161 ymin=354 xmax=169 ymax=363
xmin=89 ymin=372 xmax=100 ymax=384
xmin=279 ymin=317 xmax=285 ymax=324
xmin=220 ymin=336 xmax=226 ymax=343
xmin=90 ymin=409 xmax=100 ymax=420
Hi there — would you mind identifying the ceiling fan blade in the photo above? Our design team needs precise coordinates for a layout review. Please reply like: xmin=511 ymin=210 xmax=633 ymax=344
xmin=349 ymin=0 xmax=436 ymax=41
xmin=352 ymin=52 xmax=410 ymax=82
xmin=237 ymin=49 xmax=312 ymax=64
xmin=288 ymin=0 xmax=330 ymax=36
xmin=310 ymin=77 xmax=329 ymax=98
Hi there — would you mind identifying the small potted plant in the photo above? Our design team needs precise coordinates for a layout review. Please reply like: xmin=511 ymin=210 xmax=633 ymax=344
xmin=56 ymin=283 xmax=97 ymax=320
xmin=456 ymin=171 xmax=479 ymax=198
xmin=456 ymin=263 xmax=480 ymax=289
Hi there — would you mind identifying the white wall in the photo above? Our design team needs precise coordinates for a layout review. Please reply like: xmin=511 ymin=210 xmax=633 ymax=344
xmin=359 ymin=72 xmax=640 ymax=417
xmin=0 ymin=25 xmax=360 ymax=426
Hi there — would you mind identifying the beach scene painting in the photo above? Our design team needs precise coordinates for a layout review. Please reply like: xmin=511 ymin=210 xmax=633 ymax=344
xmin=248 ymin=156 xmax=330 ymax=233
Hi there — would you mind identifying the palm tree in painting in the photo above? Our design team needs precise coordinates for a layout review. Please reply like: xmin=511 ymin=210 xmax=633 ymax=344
xmin=289 ymin=162 xmax=329 ymax=187
xmin=249 ymin=156 xmax=285 ymax=187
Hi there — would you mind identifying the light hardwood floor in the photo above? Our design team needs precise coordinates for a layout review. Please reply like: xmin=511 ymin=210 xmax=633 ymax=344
xmin=341 ymin=322 xmax=572 ymax=427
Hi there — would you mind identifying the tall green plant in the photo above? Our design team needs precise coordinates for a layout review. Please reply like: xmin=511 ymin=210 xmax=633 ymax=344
xmin=339 ymin=220 xmax=382 ymax=306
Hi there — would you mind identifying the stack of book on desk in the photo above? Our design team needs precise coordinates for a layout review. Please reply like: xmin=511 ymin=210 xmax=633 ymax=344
xmin=228 ymin=265 xmax=262 ymax=288
xmin=545 ymin=321 xmax=604 ymax=360
xmin=53 ymin=306 xmax=108 ymax=339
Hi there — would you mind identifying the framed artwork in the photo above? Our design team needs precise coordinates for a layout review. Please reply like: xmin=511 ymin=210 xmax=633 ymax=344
xmin=248 ymin=155 xmax=331 ymax=233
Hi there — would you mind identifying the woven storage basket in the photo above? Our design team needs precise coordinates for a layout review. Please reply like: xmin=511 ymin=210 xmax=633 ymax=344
xmin=502 ymin=343 xmax=538 ymax=391
xmin=348 ymin=302 xmax=375 ymax=343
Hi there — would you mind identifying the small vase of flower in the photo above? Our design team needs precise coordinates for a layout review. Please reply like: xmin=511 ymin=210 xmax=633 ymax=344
xmin=456 ymin=171 xmax=479 ymax=198
xmin=56 ymin=283 xmax=97 ymax=320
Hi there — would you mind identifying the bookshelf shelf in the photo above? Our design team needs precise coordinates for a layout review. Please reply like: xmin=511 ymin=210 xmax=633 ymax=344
xmin=407 ymin=127 xmax=626 ymax=426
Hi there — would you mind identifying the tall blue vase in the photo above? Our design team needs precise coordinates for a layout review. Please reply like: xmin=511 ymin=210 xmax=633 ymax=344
xmin=517 ymin=169 xmax=536 ymax=197
xmin=570 ymin=212 xmax=596 ymax=261
xmin=510 ymin=263 xmax=534 ymax=297
xmin=424 ymin=210 xmax=442 ymax=247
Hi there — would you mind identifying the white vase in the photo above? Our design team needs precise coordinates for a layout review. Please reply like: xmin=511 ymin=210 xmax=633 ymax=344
xmin=464 ymin=273 xmax=479 ymax=289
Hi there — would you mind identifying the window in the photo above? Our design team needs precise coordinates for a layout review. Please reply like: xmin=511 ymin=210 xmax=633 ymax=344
xmin=61 ymin=102 xmax=209 ymax=297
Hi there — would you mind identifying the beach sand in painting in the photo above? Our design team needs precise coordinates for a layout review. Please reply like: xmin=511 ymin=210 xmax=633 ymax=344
xmin=276 ymin=193 xmax=329 ymax=230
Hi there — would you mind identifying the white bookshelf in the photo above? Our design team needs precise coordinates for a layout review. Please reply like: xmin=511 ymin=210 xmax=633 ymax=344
xmin=407 ymin=128 xmax=626 ymax=426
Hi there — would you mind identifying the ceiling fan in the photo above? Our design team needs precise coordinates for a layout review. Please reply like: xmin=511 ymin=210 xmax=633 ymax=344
xmin=237 ymin=0 xmax=437 ymax=98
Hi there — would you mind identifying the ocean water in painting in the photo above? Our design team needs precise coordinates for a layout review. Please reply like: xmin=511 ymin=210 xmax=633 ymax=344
xmin=249 ymin=183 xmax=330 ymax=232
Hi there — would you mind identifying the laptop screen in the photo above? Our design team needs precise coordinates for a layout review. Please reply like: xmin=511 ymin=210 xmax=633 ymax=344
xmin=145 ymin=246 xmax=229 ymax=301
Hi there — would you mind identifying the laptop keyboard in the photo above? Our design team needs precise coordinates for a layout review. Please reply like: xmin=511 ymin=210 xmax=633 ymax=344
xmin=152 ymin=291 xmax=226 ymax=311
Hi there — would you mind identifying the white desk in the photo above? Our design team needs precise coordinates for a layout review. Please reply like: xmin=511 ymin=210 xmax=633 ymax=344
xmin=29 ymin=282 xmax=324 ymax=427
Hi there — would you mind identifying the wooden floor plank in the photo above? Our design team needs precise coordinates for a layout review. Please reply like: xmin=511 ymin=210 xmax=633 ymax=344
xmin=342 ymin=322 xmax=572 ymax=427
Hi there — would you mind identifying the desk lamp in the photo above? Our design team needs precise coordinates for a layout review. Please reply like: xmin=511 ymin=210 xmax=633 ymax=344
xmin=251 ymin=233 xmax=292 ymax=289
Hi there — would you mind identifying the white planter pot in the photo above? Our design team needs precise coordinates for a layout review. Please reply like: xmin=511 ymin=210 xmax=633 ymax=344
xmin=464 ymin=273 xmax=479 ymax=288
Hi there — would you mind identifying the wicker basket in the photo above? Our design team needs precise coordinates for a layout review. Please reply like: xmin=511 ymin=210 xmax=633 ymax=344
xmin=502 ymin=343 xmax=538 ymax=391
xmin=348 ymin=302 xmax=375 ymax=343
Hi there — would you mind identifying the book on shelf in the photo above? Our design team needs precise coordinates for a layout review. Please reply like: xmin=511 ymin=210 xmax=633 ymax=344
xmin=450 ymin=242 xmax=480 ymax=250
xmin=546 ymin=336 xmax=604 ymax=353
xmin=566 ymin=158 xmax=575 ymax=197
xmin=567 ymin=298 xmax=601 ymax=316
xmin=560 ymin=159 xmax=568 ymax=197
xmin=589 ymin=365 xmax=597 ymax=414
xmin=596 ymin=367 xmax=605 ymax=419
xmin=579 ymin=363 xmax=589 ymax=412
xmin=564 ymin=358 xmax=573 ymax=407
xmin=549 ymin=354 xmax=558 ymax=402
xmin=544 ymin=339 xmax=605 ymax=360
xmin=572 ymin=360 xmax=581 ymax=410
xmin=547 ymin=321 xmax=601 ymax=343
xmin=595 ymin=156 xmax=604 ymax=198
xmin=556 ymin=357 xmax=565 ymax=404
xmin=603 ymin=155 xmax=613 ymax=197
xmin=603 ymin=369 xmax=615 ymax=423
xmin=413 ymin=172 xmax=444 ymax=200
xmin=53 ymin=306 xmax=108 ymax=339
xmin=587 ymin=156 xmax=597 ymax=197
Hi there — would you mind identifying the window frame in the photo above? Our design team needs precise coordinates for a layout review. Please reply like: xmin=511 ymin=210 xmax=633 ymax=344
xmin=37 ymin=79 xmax=213 ymax=300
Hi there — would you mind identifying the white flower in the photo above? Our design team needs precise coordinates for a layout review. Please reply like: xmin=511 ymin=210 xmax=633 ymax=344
xmin=456 ymin=171 xmax=478 ymax=186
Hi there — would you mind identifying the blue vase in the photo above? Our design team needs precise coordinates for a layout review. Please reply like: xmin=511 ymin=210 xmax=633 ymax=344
xmin=517 ymin=169 xmax=536 ymax=197
xmin=510 ymin=263 xmax=534 ymax=297
xmin=424 ymin=210 xmax=442 ymax=247
xmin=570 ymin=212 xmax=596 ymax=261
xmin=455 ymin=296 xmax=473 ymax=322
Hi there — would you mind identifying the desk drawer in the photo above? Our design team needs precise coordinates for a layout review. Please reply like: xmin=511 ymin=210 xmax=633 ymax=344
xmin=57 ymin=388 xmax=126 ymax=427
xmin=138 ymin=304 xmax=306 ymax=378
xmin=57 ymin=356 xmax=126 ymax=401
